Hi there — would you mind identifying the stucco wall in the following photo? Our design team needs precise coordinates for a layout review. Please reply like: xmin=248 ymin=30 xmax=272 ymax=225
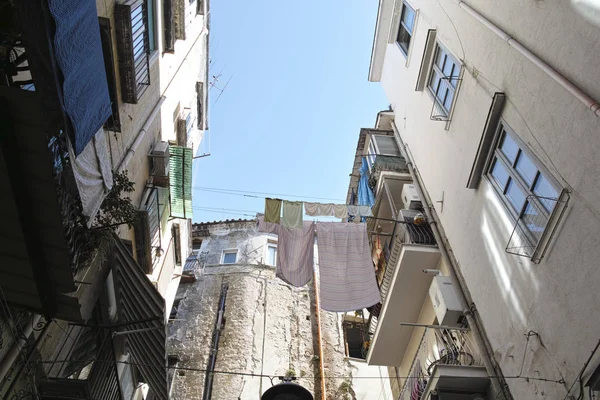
xmin=377 ymin=0 xmax=600 ymax=398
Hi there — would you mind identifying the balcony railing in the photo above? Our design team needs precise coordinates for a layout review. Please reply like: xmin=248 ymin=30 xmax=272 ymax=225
xmin=399 ymin=327 xmax=484 ymax=400
xmin=506 ymin=194 xmax=569 ymax=263
xmin=49 ymin=130 xmax=94 ymax=273
xmin=368 ymin=155 xmax=409 ymax=193
xmin=366 ymin=215 xmax=437 ymax=339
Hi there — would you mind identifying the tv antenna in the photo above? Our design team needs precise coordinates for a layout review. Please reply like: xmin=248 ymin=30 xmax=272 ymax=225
xmin=210 ymin=73 xmax=233 ymax=107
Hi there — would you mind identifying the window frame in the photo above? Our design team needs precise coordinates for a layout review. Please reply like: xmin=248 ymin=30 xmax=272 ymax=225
xmin=266 ymin=244 xmax=277 ymax=266
xmin=484 ymin=121 xmax=564 ymax=254
xmin=427 ymin=42 xmax=461 ymax=117
xmin=396 ymin=1 xmax=416 ymax=58
xmin=366 ymin=133 xmax=401 ymax=171
xmin=221 ymin=249 xmax=238 ymax=264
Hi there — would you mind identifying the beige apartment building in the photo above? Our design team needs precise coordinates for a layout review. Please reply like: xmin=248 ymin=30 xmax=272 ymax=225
xmin=349 ymin=0 xmax=600 ymax=399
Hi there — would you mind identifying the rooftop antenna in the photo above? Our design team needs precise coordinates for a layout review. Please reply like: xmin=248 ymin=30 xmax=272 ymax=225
xmin=210 ymin=74 xmax=233 ymax=107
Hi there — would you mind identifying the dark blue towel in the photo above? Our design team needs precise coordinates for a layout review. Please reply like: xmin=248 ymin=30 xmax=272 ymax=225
xmin=47 ymin=0 xmax=112 ymax=155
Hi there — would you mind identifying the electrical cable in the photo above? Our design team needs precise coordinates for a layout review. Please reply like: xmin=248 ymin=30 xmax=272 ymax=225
xmin=192 ymin=186 xmax=345 ymax=202
xmin=34 ymin=357 xmax=566 ymax=383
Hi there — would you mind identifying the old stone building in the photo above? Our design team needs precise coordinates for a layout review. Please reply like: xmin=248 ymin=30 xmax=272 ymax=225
xmin=167 ymin=219 xmax=393 ymax=400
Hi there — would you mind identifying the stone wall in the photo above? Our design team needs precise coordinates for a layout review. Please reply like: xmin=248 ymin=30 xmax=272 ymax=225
xmin=168 ymin=220 xmax=392 ymax=399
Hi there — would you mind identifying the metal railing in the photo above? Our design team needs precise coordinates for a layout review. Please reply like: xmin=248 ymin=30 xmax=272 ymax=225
xmin=399 ymin=327 xmax=484 ymax=400
xmin=49 ymin=130 xmax=93 ymax=273
xmin=506 ymin=194 xmax=569 ymax=263
xmin=430 ymin=75 xmax=461 ymax=122
xmin=366 ymin=216 xmax=437 ymax=339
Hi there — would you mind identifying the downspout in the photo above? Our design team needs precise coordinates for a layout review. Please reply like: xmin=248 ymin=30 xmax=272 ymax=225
xmin=0 ymin=314 xmax=42 ymax=385
xmin=312 ymin=269 xmax=327 ymax=400
xmin=203 ymin=281 xmax=228 ymax=400
xmin=116 ymin=96 xmax=167 ymax=173
xmin=392 ymin=121 xmax=513 ymax=400
xmin=451 ymin=0 xmax=600 ymax=118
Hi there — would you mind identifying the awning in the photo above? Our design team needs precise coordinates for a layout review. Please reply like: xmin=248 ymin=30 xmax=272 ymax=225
xmin=112 ymin=236 xmax=168 ymax=400
xmin=169 ymin=146 xmax=193 ymax=219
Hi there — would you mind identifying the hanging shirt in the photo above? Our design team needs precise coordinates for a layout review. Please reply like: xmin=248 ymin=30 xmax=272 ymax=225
xmin=281 ymin=200 xmax=303 ymax=229
xmin=315 ymin=222 xmax=381 ymax=312
xmin=264 ymin=198 xmax=282 ymax=224
xmin=258 ymin=217 xmax=314 ymax=287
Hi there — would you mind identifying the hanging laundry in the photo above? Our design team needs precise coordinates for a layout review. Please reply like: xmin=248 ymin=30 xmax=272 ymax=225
xmin=319 ymin=203 xmax=334 ymax=216
xmin=315 ymin=222 xmax=381 ymax=312
xmin=358 ymin=157 xmax=375 ymax=207
xmin=347 ymin=205 xmax=359 ymax=216
xmin=264 ymin=198 xmax=282 ymax=223
xmin=304 ymin=202 xmax=320 ymax=217
xmin=372 ymin=235 xmax=383 ymax=268
xmin=358 ymin=205 xmax=373 ymax=217
xmin=281 ymin=200 xmax=303 ymax=228
xmin=258 ymin=217 xmax=314 ymax=287
xmin=332 ymin=204 xmax=347 ymax=219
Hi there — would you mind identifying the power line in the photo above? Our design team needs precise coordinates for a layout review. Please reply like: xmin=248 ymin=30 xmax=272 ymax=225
xmin=35 ymin=358 xmax=565 ymax=384
xmin=192 ymin=186 xmax=345 ymax=202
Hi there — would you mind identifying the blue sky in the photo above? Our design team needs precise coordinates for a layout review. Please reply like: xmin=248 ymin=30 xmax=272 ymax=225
xmin=192 ymin=0 xmax=388 ymax=222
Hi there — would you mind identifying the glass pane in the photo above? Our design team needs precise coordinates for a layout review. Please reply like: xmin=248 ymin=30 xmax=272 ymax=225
xmin=429 ymin=69 xmax=441 ymax=94
xmin=506 ymin=180 xmax=526 ymax=212
xmin=374 ymin=135 xmax=400 ymax=156
xmin=490 ymin=158 xmax=509 ymax=190
xmin=515 ymin=152 xmax=537 ymax=187
xmin=223 ymin=252 xmax=237 ymax=264
xmin=401 ymin=3 xmax=415 ymax=32
xmin=522 ymin=202 xmax=545 ymax=238
xmin=435 ymin=47 xmax=445 ymax=70
xmin=267 ymin=246 xmax=277 ymax=266
xmin=147 ymin=0 xmax=156 ymax=52
xmin=534 ymin=174 xmax=559 ymax=211
xmin=499 ymin=130 xmax=519 ymax=164
xmin=397 ymin=26 xmax=411 ymax=53
xmin=442 ymin=58 xmax=455 ymax=77
xmin=443 ymin=86 xmax=454 ymax=111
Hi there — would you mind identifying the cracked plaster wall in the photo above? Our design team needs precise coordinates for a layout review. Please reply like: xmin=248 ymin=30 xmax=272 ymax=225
xmin=168 ymin=221 xmax=392 ymax=399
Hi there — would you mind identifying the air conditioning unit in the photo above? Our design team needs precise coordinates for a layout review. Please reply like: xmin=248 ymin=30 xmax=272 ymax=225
xmin=401 ymin=184 xmax=422 ymax=210
xmin=150 ymin=141 xmax=170 ymax=187
xmin=429 ymin=276 xmax=464 ymax=328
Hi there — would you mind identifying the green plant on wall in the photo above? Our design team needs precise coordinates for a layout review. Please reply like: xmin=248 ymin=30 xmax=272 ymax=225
xmin=94 ymin=170 xmax=138 ymax=229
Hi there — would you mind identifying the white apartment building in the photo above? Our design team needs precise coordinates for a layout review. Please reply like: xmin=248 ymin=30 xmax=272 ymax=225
xmin=361 ymin=0 xmax=600 ymax=399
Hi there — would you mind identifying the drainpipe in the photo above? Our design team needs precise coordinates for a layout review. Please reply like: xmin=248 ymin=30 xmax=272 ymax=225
xmin=392 ymin=121 xmax=512 ymax=400
xmin=0 ymin=314 xmax=42 ymax=384
xmin=116 ymin=96 xmax=167 ymax=173
xmin=312 ymin=269 xmax=327 ymax=400
xmin=451 ymin=0 xmax=600 ymax=118
xmin=203 ymin=282 xmax=229 ymax=400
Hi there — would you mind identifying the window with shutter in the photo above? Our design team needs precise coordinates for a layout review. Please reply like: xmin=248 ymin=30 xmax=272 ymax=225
xmin=115 ymin=0 xmax=151 ymax=104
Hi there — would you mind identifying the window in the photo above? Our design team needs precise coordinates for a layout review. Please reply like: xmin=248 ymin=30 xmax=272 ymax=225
xmin=428 ymin=43 xmax=461 ymax=117
xmin=343 ymin=320 xmax=367 ymax=360
xmin=396 ymin=1 xmax=416 ymax=56
xmin=267 ymin=244 xmax=277 ymax=266
xmin=115 ymin=0 xmax=151 ymax=104
xmin=222 ymin=250 xmax=237 ymax=264
xmin=367 ymin=134 xmax=401 ymax=170
xmin=487 ymin=123 xmax=563 ymax=255
xmin=98 ymin=18 xmax=121 ymax=132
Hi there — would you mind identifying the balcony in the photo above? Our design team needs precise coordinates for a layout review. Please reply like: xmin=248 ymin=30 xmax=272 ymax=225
xmin=366 ymin=210 xmax=440 ymax=366
xmin=399 ymin=328 xmax=489 ymax=400
xmin=368 ymin=155 xmax=409 ymax=196
xmin=0 ymin=0 xmax=113 ymax=321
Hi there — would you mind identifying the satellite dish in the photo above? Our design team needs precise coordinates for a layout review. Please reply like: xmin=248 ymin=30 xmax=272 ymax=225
xmin=261 ymin=383 xmax=314 ymax=400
